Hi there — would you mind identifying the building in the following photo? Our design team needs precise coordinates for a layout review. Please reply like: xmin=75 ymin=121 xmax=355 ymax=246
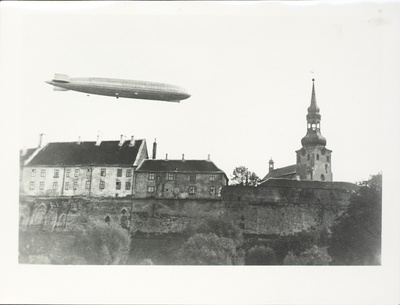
xmin=20 ymin=135 xmax=148 ymax=198
xmin=262 ymin=79 xmax=333 ymax=182
xmin=134 ymin=155 xmax=228 ymax=199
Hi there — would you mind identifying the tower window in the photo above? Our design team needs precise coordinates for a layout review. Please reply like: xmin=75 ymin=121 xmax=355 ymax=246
xmin=317 ymin=154 xmax=319 ymax=161
xmin=320 ymin=174 xmax=325 ymax=181
xmin=327 ymin=156 xmax=330 ymax=162
xmin=312 ymin=123 xmax=316 ymax=130
xmin=307 ymin=123 xmax=311 ymax=129
xmin=307 ymin=154 xmax=310 ymax=161
xmin=317 ymin=123 xmax=320 ymax=129
xmin=297 ymin=154 xmax=300 ymax=163
xmin=325 ymin=164 xmax=328 ymax=173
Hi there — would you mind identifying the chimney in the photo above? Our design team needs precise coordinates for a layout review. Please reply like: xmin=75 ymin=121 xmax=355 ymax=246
xmin=207 ymin=154 xmax=210 ymax=161
xmin=269 ymin=158 xmax=274 ymax=173
xmin=77 ymin=136 xmax=81 ymax=145
xmin=182 ymin=154 xmax=185 ymax=161
xmin=96 ymin=134 xmax=101 ymax=146
xmin=165 ymin=153 xmax=168 ymax=160
xmin=38 ymin=133 xmax=45 ymax=148
xmin=129 ymin=135 xmax=135 ymax=147
xmin=119 ymin=134 xmax=125 ymax=146
xmin=152 ymin=139 xmax=157 ymax=159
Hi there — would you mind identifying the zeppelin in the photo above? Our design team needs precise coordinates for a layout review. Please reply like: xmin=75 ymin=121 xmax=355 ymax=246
xmin=45 ymin=74 xmax=191 ymax=102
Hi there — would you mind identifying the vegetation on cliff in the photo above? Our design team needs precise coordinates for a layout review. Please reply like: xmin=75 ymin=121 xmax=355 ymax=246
xmin=328 ymin=173 xmax=382 ymax=265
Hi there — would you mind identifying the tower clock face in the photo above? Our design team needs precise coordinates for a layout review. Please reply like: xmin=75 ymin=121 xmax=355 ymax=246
xmin=321 ymin=147 xmax=326 ymax=155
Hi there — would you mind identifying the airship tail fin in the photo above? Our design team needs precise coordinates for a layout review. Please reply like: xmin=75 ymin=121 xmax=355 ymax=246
xmin=53 ymin=73 xmax=70 ymax=83
xmin=53 ymin=86 xmax=69 ymax=91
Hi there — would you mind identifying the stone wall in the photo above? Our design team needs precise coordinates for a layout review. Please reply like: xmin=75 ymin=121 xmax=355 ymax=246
xmin=20 ymin=179 xmax=357 ymax=236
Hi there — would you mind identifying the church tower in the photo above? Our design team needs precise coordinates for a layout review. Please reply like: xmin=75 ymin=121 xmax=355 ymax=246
xmin=295 ymin=79 xmax=333 ymax=181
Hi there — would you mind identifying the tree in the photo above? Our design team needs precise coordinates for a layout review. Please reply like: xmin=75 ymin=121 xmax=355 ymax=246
xmin=230 ymin=166 xmax=260 ymax=186
xmin=283 ymin=245 xmax=332 ymax=265
xmin=180 ymin=216 xmax=244 ymax=265
xmin=179 ymin=233 xmax=239 ymax=265
xmin=328 ymin=173 xmax=382 ymax=265
xmin=245 ymin=245 xmax=278 ymax=265
xmin=72 ymin=218 xmax=131 ymax=264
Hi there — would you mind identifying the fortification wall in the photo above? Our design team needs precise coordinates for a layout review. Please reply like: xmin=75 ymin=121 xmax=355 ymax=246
xmin=19 ymin=181 xmax=354 ymax=236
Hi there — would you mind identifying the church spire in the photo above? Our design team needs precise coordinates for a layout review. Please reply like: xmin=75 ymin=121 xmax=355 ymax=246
xmin=301 ymin=79 xmax=326 ymax=148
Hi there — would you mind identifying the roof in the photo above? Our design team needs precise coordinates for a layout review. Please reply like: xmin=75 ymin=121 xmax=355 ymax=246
xmin=136 ymin=159 xmax=226 ymax=174
xmin=262 ymin=164 xmax=297 ymax=181
xmin=258 ymin=178 xmax=359 ymax=191
xmin=26 ymin=140 xmax=145 ymax=166
xmin=20 ymin=148 xmax=37 ymax=165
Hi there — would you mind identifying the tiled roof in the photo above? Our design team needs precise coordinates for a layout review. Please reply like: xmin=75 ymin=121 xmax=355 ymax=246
xmin=262 ymin=164 xmax=297 ymax=181
xmin=20 ymin=148 xmax=37 ymax=165
xmin=136 ymin=159 xmax=225 ymax=174
xmin=259 ymin=178 xmax=359 ymax=191
xmin=26 ymin=140 xmax=144 ymax=166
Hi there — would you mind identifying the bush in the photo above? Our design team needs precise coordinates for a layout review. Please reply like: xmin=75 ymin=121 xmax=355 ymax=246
xmin=72 ymin=218 xmax=131 ymax=264
xmin=179 ymin=233 xmax=239 ymax=265
xmin=245 ymin=245 xmax=278 ymax=265
xmin=283 ymin=245 xmax=332 ymax=265
xmin=184 ymin=216 xmax=243 ymax=244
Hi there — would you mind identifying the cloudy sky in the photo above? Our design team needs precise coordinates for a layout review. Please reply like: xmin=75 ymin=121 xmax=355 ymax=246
xmin=2 ymin=1 xmax=399 ymax=184
xmin=1 ymin=2 xmax=400 ymax=304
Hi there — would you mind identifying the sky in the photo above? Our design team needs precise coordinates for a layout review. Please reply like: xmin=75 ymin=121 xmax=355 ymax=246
xmin=0 ymin=2 xmax=400 ymax=304
xmin=2 ymin=1 xmax=399 ymax=184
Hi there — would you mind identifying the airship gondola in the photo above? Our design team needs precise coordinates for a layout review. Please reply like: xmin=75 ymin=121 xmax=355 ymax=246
xmin=45 ymin=74 xmax=191 ymax=102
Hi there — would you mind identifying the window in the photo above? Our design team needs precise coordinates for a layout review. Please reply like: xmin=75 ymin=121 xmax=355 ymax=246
xmin=167 ymin=173 xmax=174 ymax=181
xmin=190 ymin=174 xmax=196 ymax=182
xmin=65 ymin=182 xmax=70 ymax=190
xmin=53 ymin=182 xmax=58 ymax=190
xmin=320 ymin=174 xmax=325 ymax=181
xmin=31 ymin=169 xmax=36 ymax=177
xmin=74 ymin=169 xmax=80 ymax=178
xmin=117 ymin=169 xmax=122 ymax=177
xmin=66 ymin=169 xmax=71 ymax=178
xmin=41 ymin=169 xmax=46 ymax=177
xmin=148 ymin=173 xmax=155 ymax=180
xmin=39 ymin=182 xmax=44 ymax=190
xmin=316 ymin=154 xmax=319 ymax=161
xmin=147 ymin=186 xmax=155 ymax=193
xmin=325 ymin=164 xmax=328 ymax=173
xmin=86 ymin=168 xmax=91 ymax=178
xmin=210 ymin=174 xmax=216 ymax=182
xmin=54 ymin=169 xmax=59 ymax=178
xmin=99 ymin=181 xmax=105 ymax=190
xmin=189 ymin=186 xmax=196 ymax=195
xmin=327 ymin=156 xmax=330 ymax=163
xmin=73 ymin=183 xmax=78 ymax=190
xmin=116 ymin=181 xmax=121 ymax=190
xmin=210 ymin=186 xmax=216 ymax=195
xmin=29 ymin=182 xmax=35 ymax=190
xmin=85 ymin=181 xmax=90 ymax=189
xmin=307 ymin=154 xmax=310 ymax=161
xmin=125 ymin=182 xmax=131 ymax=190
xmin=126 ymin=169 xmax=132 ymax=177
xmin=101 ymin=168 xmax=106 ymax=177
xmin=312 ymin=123 xmax=316 ymax=130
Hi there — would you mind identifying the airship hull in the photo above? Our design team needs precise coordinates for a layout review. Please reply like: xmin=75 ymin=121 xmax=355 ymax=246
xmin=46 ymin=74 xmax=190 ymax=102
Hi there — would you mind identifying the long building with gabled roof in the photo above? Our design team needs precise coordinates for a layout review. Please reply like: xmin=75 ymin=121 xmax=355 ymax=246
xmin=21 ymin=135 xmax=148 ymax=198
xmin=134 ymin=156 xmax=228 ymax=199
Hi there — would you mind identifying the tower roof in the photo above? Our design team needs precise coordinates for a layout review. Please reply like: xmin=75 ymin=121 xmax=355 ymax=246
xmin=301 ymin=79 xmax=327 ymax=147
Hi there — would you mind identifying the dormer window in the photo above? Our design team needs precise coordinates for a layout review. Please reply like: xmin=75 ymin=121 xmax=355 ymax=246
xmin=312 ymin=123 xmax=316 ymax=130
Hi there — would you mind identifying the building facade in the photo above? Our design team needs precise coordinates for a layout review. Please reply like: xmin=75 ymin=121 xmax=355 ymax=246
xmin=263 ymin=79 xmax=333 ymax=182
xmin=21 ymin=136 xmax=148 ymax=198
xmin=134 ymin=157 xmax=228 ymax=199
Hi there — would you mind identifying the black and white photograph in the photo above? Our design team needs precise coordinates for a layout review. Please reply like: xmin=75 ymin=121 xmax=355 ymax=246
xmin=0 ymin=1 xmax=399 ymax=304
